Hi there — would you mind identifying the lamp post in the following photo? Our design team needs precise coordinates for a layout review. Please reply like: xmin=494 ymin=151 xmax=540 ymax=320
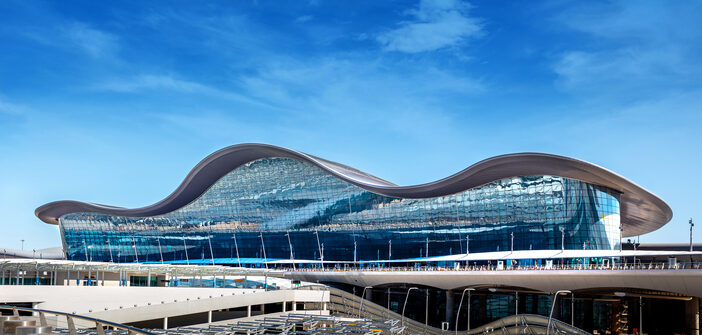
xmin=561 ymin=228 xmax=565 ymax=252
xmin=106 ymin=239 xmax=114 ymax=263
xmin=285 ymin=231 xmax=296 ymax=270
xmin=131 ymin=238 xmax=139 ymax=263
xmin=82 ymin=240 xmax=89 ymax=262
xmin=455 ymin=288 xmax=475 ymax=334
xmin=259 ymin=232 xmax=268 ymax=269
xmin=182 ymin=236 xmax=189 ymax=265
xmin=157 ymin=237 xmax=164 ymax=264
xmin=20 ymin=239 xmax=24 ymax=251
xmin=314 ymin=229 xmax=324 ymax=270
xmin=359 ymin=286 xmax=372 ymax=318
xmin=690 ymin=218 xmax=695 ymax=252
xmin=354 ymin=241 xmax=357 ymax=267
xmin=389 ymin=240 xmax=392 ymax=261
xmin=546 ymin=290 xmax=571 ymax=335
xmin=207 ymin=235 xmax=215 ymax=266
xmin=401 ymin=287 xmax=418 ymax=327
xmin=233 ymin=233 xmax=241 ymax=268
xmin=510 ymin=232 xmax=514 ymax=254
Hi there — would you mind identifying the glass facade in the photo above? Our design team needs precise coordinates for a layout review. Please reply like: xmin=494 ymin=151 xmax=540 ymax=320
xmin=58 ymin=157 xmax=621 ymax=263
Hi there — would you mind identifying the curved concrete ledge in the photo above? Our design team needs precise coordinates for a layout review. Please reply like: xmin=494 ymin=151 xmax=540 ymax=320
xmin=35 ymin=143 xmax=672 ymax=236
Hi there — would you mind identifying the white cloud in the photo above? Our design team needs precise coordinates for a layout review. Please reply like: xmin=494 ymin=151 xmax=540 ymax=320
xmin=552 ymin=1 xmax=702 ymax=93
xmin=64 ymin=22 xmax=118 ymax=58
xmin=236 ymin=57 xmax=484 ymax=139
xmin=95 ymin=74 xmax=278 ymax=110
xmin=377 ymin=0 xmax=483 ymax=53
xmin=20 ymin=21 xmax=118 ymax=59
xmin=0 ymin=97 xmax=29 ymax=116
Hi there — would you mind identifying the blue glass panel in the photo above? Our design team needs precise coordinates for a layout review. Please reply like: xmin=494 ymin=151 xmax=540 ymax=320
xmin=59 ymin=157 xmax=621 ymax=263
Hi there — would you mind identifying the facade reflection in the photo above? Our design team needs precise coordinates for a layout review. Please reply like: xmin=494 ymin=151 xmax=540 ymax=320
xmin=59 ymin=157 xmax=620 ymax=263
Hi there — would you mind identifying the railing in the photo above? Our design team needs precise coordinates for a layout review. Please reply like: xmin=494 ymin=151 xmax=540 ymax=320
xmin=295 ymin=285 xmax=591 ymax=335
xmin=286 ymin=262 xmax=702 ymax=272
xmin=0 ymin=305 xmax=153 ymax=335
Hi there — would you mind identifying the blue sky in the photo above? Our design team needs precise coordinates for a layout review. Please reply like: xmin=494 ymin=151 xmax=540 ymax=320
xmin=1 ymin=0 xmax=701 ymax=251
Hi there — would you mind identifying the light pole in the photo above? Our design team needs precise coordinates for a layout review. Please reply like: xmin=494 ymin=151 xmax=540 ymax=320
xmin=546 ymin=290 xmax=571 ymax=335
xmin=401 ymin=287 xmax=418 ymax=327
xmin=20 ymin=239 xmax=24 ymax=251
xmin=389 ymin=240 xmax=392 ymax=261
xmin=83 ymin=240 xmax=89 ymax=262
xmin=259 ymin=232 xmax=268 ymax=269
xmin=455 ymin=288 xmax=475 ymax=334
xmin=510 ymin=232 xmax=514 ymax=254
xmin=359 ymin=286 xmax=372 ymax=318
xmin=314 ymin=229 xmax=324 ymax=270
xmin=131 ymin=238 xmax=139 ymax=263
xmin=157 ymin=237 xmax=164 ymax=264
xmin=561 ymin=228 xmax=565 ymax=252
xmin=285 ymin=231 xmax=296 ymax=270
xmin=690 ymin=218 xmax=694 ymax=252
xmin=207 ymin=235 xmax=215 ymax=265
xmin=233 ymin=233 xmax=241 ymax=268
xmin=182 ymin=236 xmax=190 ymax=265
xmin=106 ymin=239 xmax=114 ymax=263
xmin=354 ymin=240 xmax=357 ymax=267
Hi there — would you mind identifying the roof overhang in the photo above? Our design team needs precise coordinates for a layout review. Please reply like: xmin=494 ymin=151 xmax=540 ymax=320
xmin=35 ymin=143 xmax=672 ymax=236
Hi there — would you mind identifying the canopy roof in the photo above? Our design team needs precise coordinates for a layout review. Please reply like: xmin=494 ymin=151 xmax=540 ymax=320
xmin=36 ymin=143 xmax=672 ymax=236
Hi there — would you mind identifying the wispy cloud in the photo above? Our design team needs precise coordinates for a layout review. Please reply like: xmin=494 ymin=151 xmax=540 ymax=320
xmin=237 ymin=56 xmax=484 ymax=139
xmin=95 ymin=74 xmax=277 ymax=110
xmin=377 ymin=0 xmax=483 ymax=53
xmin=19 ymin=21 xmax=118 ymax=59
xmin=0 ymin=96 xmax=29 ymax=116
xmin=552 ymin=1 xmax=702 ymax=94
xmin=64 ymin=22 xmax=118 ymax=58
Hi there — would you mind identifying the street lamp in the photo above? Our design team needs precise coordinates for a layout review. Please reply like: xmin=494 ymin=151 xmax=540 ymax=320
xmin=106 ymin=239 xmax=114 ymax=263
xmin=285 ymin=231 xmax=296 ymax=270
xmin=389 ymin=239 xmax=392 ymax=261
xmin=314 ymin=229 xmax=324 ymax=270
xmin=401 ymin=287 xmax=418 ymax=327
xmin=157 ymin=237 xmax=164 ymax=264
xmin=207 ymin=235 xmax=215 ymax=266
xmin=546 ymin=290 xmax=571 ymax=335
xmin=182 ymin=236 xmax=190 ymax=265
xmin=455 ymin=288 xmax=475 ymax=334
xmin=690 ymin=218 xmax=695 ymax=252
xmin=82 ymin=240 xmax=89 ymax=262
xmin=233 ymin=233 xmax=241 ymax=268
xmin=259 ymin=232 xmax=268 ymax=269
xmin=359 ymin=286 xmax=373 ymax=318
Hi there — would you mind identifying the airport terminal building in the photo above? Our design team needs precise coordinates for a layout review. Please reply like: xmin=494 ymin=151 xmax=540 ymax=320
xmin=35 ymin=144 xmax=671 ymax=265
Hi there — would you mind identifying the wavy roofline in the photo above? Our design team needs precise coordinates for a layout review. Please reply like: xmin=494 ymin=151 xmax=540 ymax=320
xmin=35 ymin=143 xmax=672 ymax=237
